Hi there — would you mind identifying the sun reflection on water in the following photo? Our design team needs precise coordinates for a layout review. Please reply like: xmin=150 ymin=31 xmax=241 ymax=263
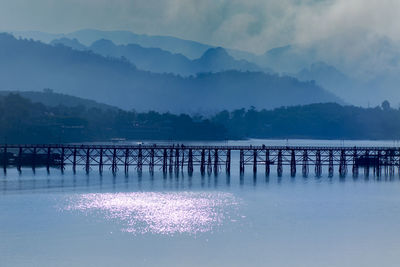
xmin=63 ymin=192 xmax=242 ymax=235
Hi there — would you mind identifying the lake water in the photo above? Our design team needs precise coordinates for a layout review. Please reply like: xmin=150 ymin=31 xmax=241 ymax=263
xmin=2 ymin=139 xmax=400 ymax=267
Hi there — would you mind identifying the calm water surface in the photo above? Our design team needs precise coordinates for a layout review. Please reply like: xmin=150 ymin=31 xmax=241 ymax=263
xmin=1 ymin=140 xmax=400 ymax=267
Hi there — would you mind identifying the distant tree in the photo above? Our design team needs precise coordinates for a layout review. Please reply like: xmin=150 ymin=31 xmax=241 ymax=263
xmin=382 ymin=100 xmax=391 ymax=111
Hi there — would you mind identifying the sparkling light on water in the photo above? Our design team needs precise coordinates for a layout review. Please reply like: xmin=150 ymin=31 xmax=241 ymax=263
xmin=63 ymin=192 xmax=242 ymax=235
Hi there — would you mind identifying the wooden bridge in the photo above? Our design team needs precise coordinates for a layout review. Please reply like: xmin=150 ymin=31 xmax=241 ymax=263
xmin=1 ymin=144 xmax=400 ymax=177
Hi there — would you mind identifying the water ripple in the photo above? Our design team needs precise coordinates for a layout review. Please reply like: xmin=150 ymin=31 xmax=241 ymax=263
xmin=63 ymin=192 xmax=242 ymax=235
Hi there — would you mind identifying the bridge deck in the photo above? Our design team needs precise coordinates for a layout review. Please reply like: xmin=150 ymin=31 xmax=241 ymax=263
xmin=1 ymin=144 xmax=399 ymax=177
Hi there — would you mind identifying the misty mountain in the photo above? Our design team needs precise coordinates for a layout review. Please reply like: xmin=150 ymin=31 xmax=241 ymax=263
xmin=238 ymin=35 xmax=400 ymax=107
xmin=0 ymin=89 xmax=117 ymax=111
xmin=13 ymin=29 xmax=259 ymax=62
xmin=0 ymin=33 xmax=341 ymax=113
xmin=13 ymin=29 xmax=214 ymax=59
xmin=295 ymin=62 xmax=362 ymax=105
xmin=51 ymin=38 xmax=266 ymax=75
xmin=50 ymin=38 xmax=88 ymax=51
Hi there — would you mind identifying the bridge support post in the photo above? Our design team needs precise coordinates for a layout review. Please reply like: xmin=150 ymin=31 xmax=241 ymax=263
xmin=364 ymin=150 xmax=369 ymax=177
xmin=302 ymin=150 xmax=309 ymax=177
xmin=17 ymin=147 xmax=22 ymax=172
xmin=339 ymin=150 xmax=347 ymax=177
xmin=207 ymin=150 xmax=212 ymax=174
xmin=200 ymin=149 xmax=205 ymax=175
xmin=112 ymin=148 xmax=117 ymax=173
xmin=46 ymin=147 xmax=51 ymax=172
xmin=376 ymin=151 xmax=381 ymax=177
xmin=32 ymin=147 xmax=37 ymax=171
xmin=137 ymin=147 xmax=142 ymax=172
xmin=175 ymin=148 xmax=180 ymax=173
xmin=265 ymin=150 xmax=270 ymax=176
xmin=214 ymin=149 xmax=219 ymax=174
xmin=72 ymin=148 xmax=77 ymax=173
xmin=85 ymin=148 xmax=90 ymax=173
xmin=352 ymin=148 xmax=359 ymax=177
xmin=226 ymin=149 xmax=231 ymax=174
xmin=328 ymin=150 xmax=334 ymax=177
xmin=149 ymin=148 xmax=154 ymax=174
xmin=60 ymin=147 xmax=65 ymax=172
xmin=188 ymin=149 xmax=193 ymax=175
xmin=389 ymin=150 xmax=395 ymax=176
xmin=240 ymin=150 xmax=244 ymax=174
xmin=277 ymin=150 xmax=283 ymax=177
xmin=181 ymin=148 xmax=185 ymax=171
xmin=315 ymin=150 xmax=321 ymax=177
xmin=163 ymin=149 xmax=168 ymax=173
xmin=290 ymin=150 xmax=296 ymax=177
xmin=125 ymin=148 xmax=130 ymax=173
xmin=169 ymin=148 xmax=173 ymax=173
xmin=253 ymin=150 xmax=257 ymax=174
xmin=383 ymin=150 xmax=389 ymax=176
xmin=3 ymin=146 xmax=7 ymax=171
xmin=99 ymin=148 xmax=103 ymax=173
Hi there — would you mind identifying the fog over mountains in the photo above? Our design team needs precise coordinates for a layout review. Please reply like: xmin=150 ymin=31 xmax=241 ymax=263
xmin=51 ymin=38 xmax=266 ymax=76
xmin=0 ymin=33 xmax=339 ymax=113
xmin=11 ymin=29 xmax=400 ymax=107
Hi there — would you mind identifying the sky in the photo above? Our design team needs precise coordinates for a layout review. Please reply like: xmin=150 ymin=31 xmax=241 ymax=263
xmin=0 ymin=0 xmax=399 ymax=53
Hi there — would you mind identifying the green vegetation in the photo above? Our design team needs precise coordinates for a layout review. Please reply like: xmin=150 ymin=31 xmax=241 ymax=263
xmin=0 ymin=93 xmax=399 ymax=143
xmin=0 ymin=94 xmax=226 ymax=143
xmin=211 ymin=102 xmax=400 ymax=140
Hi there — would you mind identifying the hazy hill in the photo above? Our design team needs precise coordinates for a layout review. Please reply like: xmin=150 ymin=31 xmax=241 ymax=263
xmin=13 ymin=29 xmax=214 ymax=59
xmin=0 ymin=33 xmax=341 ymax=113
xmin=0 ymin=89 xmax=117 ymax=111
xmin=52 ymin=38 xmax=265 ymax=75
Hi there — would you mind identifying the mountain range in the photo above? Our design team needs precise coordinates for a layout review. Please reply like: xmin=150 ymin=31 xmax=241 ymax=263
xmin=51 ymin=38 xmax=266 ymax=76
xmin=0 ymin=33 xmax=340 ymax=113
xmin=13 ymin=29 xmax=400 ymax=107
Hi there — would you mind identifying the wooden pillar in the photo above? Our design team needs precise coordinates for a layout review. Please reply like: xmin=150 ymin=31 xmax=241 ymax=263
xmin=85 ymin=148 xmax=90 ymax=173
xmin=169 ymin=148 xmax=173 ymax=173
xmin=226 ymin=149 xmax=231 ymax=174
xmin=364 ymin=150 xmax=369 ymax=177
xmin=390 ymin=149 xmax=395 ymax=176
xmin=339 ymin=149 xmax=347 ymax=177
xmin=290 ymin=149 xmax=296 ymax=177
xmin=181 ymin=148 xmax=185 ymax=171
xmin=149 ymin=148 xmax=155 ymax=173
xmin=17 ymin=147 xmax=22 ymax=172
xmin=277 ymin=150 xmax=283 ymax=177
xmin=32 ymin=147 xmax=37 ymax=171
xmin=112 ymin=148 xmax=117 ymax=173
xmin=253 ymin=149 xmax=257 ymax=174
xmin=125 ymin=148 xmax=130 ymax=173
xmin=352 ymin=148 xmax=359 ymax=176
xmin=328 ymin=150 xmax=334 ymax=177
xmin=240 ymin=149 xmax=244 ymax=174
xmin=72 ymin=148 xmax=77 ymax=173
xmin=99 ymin=148 xmax=103 ymax=173
xmin=315 ymin=150 xmax=321 ymax=177
xmin=163 ymin=148 xmax=168 ymax=173
xmin=175 ymin=148 xmax=180 ymax=172
xmin=376 ymin=150 xmax=381 ymax=177
xmin=46 ymin=147 xmax=51 ymax=171
xmin=302 ymin=150 xmax=309 ymax=177
xmin=188 ymin=149 xmax=193 ymax=174
xmin=207 ymin=150 xmax=212 ymax=174
xmin=3 ymin=146 xmax=7 ymax=171
xmin=214 ymin=149 xmax=219 ymax=174
xmin=60 ymin=147 xmax=65 ymax=172
xmin=137 ymin=147 xmax=142 ymax=172
xmin=200 ymin=149 xmax=205 ymax=175
xmin=265 ymin=150 xmax=270 ymax=176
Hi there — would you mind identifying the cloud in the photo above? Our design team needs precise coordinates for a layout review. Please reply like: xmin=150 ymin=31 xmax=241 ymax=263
xmin=1 ymin=0 xmax=400 ymax=56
